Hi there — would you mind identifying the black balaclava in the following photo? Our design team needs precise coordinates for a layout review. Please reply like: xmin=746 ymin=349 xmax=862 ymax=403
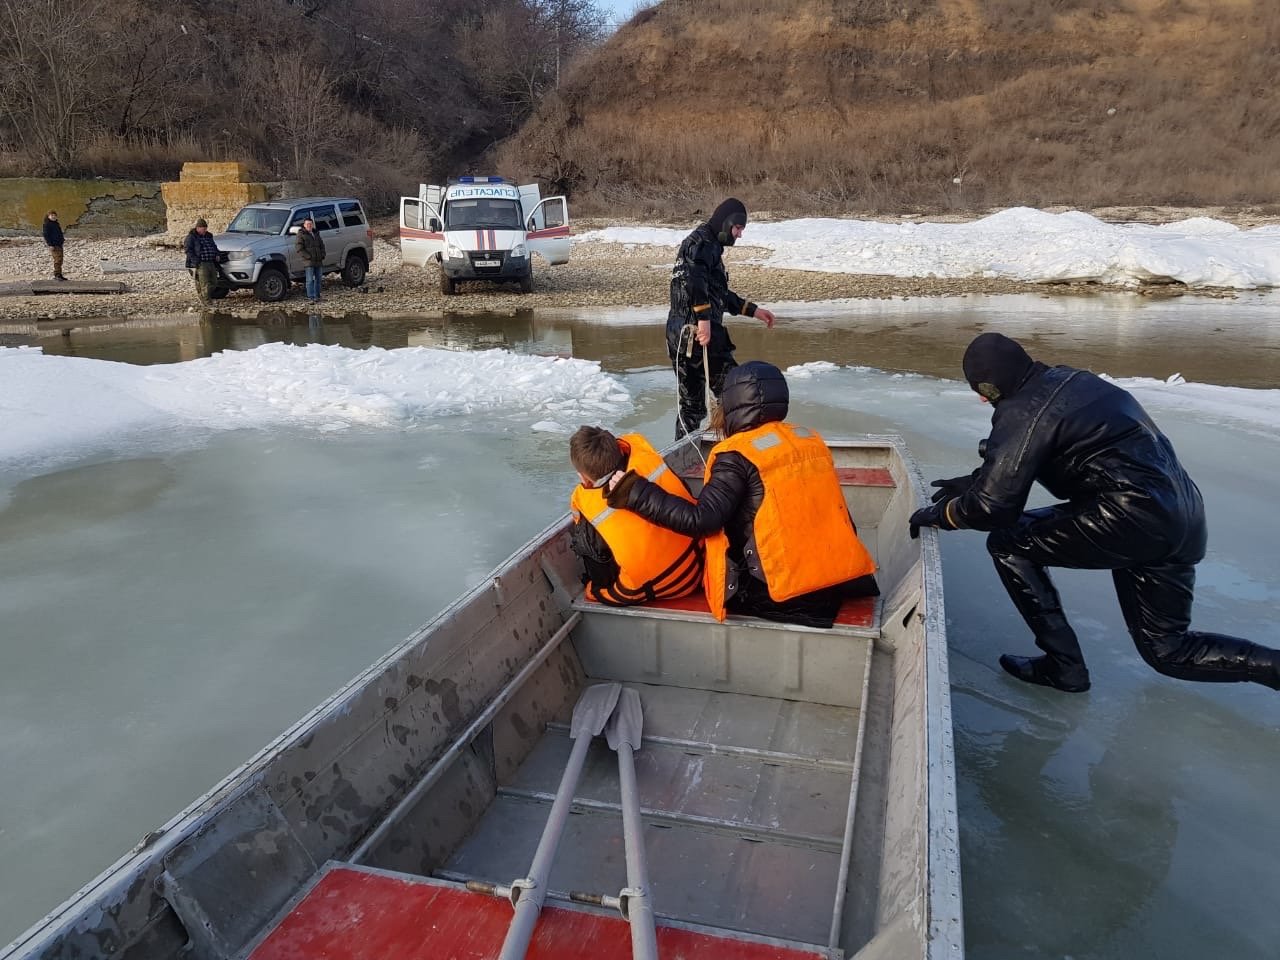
xmin=720 ymin=360 xmax=789 ymax=436
xmin=961 ymin=332 xmax=1035 ymax=403
xmin=708 ymin=198 xmax=748 ymax=246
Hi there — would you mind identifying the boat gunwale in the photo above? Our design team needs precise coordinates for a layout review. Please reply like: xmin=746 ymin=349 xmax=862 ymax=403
xmin=2 ymin=431 xmax=963 ymax=960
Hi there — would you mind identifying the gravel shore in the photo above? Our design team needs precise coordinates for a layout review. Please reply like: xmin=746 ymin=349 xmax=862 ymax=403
xmin=0 ymin=214 xmax=1230 ymax=326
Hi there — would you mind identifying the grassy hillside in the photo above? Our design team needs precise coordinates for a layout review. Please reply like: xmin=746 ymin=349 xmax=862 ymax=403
xmin=498 ymin=0 xmax=1280 ymax=215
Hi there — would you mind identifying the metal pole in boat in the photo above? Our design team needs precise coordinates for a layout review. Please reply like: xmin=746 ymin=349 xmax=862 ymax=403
xmin=498 ymin=682 xmax=622 ymax=960
xmin=606 ymin=687 xmax=659 ymax=960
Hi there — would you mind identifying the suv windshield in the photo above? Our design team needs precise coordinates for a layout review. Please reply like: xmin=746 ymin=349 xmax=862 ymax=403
xmin=444 ymin=199 xmax=523 ymax=230
xmin=227 ymin=207 xmax=290 ymax=235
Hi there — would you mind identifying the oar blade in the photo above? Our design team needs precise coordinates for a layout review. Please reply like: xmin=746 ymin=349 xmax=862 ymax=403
xmin=605 ymin=687 xmax=643 ymax=751
xmin=570 ymin=682 xmax=622 ymax=740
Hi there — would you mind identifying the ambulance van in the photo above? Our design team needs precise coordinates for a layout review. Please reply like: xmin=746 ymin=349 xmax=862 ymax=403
xmin=399 ymin=177 xmax=570 ymax=294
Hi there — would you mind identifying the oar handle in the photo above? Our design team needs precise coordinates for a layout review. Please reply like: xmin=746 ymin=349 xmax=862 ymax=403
xmin=498 ymin=733 xmax=594 ymax=960
xmin=616 ymin=743 xmax=659 ymax=960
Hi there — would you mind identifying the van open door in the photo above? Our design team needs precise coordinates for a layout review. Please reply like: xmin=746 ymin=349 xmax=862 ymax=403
xmin=399 ymin=194 xmax=443 ymax=268
xmin=525 ymin=196 xmax=570 ymax=265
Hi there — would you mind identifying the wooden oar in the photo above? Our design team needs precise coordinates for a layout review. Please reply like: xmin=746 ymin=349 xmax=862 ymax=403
xmin=606 ymin=687 xmax=659 ymax=960
xmin=498 ymin=682 xmax=622 ymax=960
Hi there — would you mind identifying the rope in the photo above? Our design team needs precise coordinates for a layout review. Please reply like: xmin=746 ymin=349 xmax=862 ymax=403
xmin=675 ymin=323 xmax=709 ymax=467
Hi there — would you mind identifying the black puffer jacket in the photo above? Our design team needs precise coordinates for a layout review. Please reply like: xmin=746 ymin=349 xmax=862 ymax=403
xmin=613 ymin=361 xmax=788 ymax=577
xmin=951 ymin=355 xmax=1205 ymax=553
xmin=665 ymin=201 xmax=750 ymax=339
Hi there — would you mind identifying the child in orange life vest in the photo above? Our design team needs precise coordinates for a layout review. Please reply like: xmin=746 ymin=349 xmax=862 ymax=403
xmin=568 ymin=426 xmax=703 ymax=606
xmin=604 ymin=362 xmax=878 ymax=628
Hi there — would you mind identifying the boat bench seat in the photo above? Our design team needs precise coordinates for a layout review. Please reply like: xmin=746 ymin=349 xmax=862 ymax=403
xmin=572 ymin=590 xmax=880 ymax=637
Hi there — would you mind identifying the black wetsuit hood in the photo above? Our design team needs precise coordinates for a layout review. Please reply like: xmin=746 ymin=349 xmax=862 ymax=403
xmin=708 ymin=198 xmax=748 ymax=246
xmin=962 ymin=332 xmax=1037 ymax=402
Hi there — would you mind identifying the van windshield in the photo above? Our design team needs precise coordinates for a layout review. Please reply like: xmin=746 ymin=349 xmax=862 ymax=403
xmin=444 ymin=199 xmax=523 ymax=231
xmin=227 ymin=208 xmax=290 ymax=235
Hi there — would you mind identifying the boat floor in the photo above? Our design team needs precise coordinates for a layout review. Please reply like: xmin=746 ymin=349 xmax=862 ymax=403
xmin=248 ymin=591 xmax=880 ymax=957
xmin=248 ymin=865 xmax=826 ymax=959
xmin=439 ymin=680 xmax=861 ymax=947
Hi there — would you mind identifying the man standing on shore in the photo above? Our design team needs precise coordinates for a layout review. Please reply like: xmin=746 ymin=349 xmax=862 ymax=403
xmin=295 ymin=217 xmax=326 ymax=303
xmin=42 ymin=210 xmax=67 ymax=281
xmin=183 ymin=218 xmax=226 ymax=304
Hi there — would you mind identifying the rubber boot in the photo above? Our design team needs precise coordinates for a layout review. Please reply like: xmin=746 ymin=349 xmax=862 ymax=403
xmin=999 ymin=654 xmax=1091 ymax=693
xmin=1245 ymin=644 xmax=1280 ymax=691
xmin=1000 ymin=614 xmax=1091 ymax=693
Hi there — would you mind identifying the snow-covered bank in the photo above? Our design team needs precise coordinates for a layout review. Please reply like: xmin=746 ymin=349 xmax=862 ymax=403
xmin=575 ymin=208 xmax=1280 ymax=289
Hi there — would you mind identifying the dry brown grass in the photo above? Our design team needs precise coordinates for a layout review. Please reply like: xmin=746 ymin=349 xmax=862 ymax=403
xmin=498 ymin=0 xmax=1280 ymax=216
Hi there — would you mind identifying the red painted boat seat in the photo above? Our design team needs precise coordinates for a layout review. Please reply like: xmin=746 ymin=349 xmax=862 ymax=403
xmin=249 ymin=866 xmax=825 ymax=960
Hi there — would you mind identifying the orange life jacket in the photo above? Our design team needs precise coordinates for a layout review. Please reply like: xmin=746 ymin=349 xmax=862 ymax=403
xmin=570 ymin=434 xmax=703 ymax=605
xmin=702 ymin=422 xmax=876 ymax=621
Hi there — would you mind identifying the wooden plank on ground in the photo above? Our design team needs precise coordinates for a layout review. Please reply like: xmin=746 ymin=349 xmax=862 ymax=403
xmin=0 ymin=280 xmax=127 ymax=296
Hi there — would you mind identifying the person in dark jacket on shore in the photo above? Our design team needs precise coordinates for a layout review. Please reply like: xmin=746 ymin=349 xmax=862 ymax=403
xmin=183 ymin=218 xmax=226 ymax=304
xmin=910 ymin=332 xmax=1280 ymax=693
xmin=42 ymin=210 xmax=66 ymax=280
xmin=295 ymin=218 xmax=326 ymax=302
xmin=666 ymin=198 xmax=776 ymax=439
xmin=605 ymin=361 xmax=877 ymax=627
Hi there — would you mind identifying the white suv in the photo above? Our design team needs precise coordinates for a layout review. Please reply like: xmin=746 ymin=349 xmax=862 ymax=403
xmin=215 ymin=197 xmax=375 ymax=302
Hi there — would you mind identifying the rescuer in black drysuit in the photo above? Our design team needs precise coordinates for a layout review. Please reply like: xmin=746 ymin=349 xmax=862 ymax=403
xmin=909 ymin=332 xmax=1280 ymax=693
xmin=665 ymin=198 xmax=776 ymax=439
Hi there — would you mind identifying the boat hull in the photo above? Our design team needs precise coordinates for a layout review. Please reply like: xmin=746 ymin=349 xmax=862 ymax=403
xmin=2 ymin=434 xmax=961 ymax=960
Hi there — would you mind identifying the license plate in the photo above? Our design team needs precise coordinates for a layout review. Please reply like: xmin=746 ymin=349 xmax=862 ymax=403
xmin=475 ymin=259 xmax=500 ymax=267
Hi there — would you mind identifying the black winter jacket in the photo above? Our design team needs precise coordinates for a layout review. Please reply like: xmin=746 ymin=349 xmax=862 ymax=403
xmin=42 ymin=218 xmax=64 ymax=247
xmin=666 ymin=223 xmax=748 ymax=336
xmin=184 ymin=230 xmax=223 ymax=267
xmin=950 ymin=363 xmax=1205 ymax=551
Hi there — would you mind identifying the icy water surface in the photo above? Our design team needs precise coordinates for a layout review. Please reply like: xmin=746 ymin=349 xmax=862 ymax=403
xmin=13 ymin=289 xmax=1280 ymax=386
xmin=2 ymin=295 xmax=1279 ymax=957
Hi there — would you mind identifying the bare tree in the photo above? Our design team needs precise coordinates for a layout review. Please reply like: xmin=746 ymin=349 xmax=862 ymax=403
xmin=0 ymin=0 xmax=123 ymax=172
xmin=244 ymin=46 xmax=348 ymax=179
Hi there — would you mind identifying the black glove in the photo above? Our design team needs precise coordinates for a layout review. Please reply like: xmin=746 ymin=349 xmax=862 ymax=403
xmin=930 ymin=469 xmax=979 ymax=504
xmin=909 ymin=502 xmax=952 ymax=539
xmin=605 ymin=470 xmax=641 ymax=508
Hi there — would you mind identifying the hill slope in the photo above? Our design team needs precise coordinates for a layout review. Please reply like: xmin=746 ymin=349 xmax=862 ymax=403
xmin=499 ymin=0 xmax=1280 ymax=215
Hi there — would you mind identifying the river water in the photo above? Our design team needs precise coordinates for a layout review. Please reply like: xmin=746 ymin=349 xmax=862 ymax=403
xmin=2 ymin=293 xmax=1279 ymax=958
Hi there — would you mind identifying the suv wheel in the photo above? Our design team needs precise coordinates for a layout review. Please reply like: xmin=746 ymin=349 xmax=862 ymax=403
xmin=341 ymin=253 xmax=367 ymax=287
xmin=254 ymin=266 xmax=289 ymax=303
xmin=440 ymin=272 xmax=456 ymax=295
xmin=519 ymin=270 xmax=534 ymax=294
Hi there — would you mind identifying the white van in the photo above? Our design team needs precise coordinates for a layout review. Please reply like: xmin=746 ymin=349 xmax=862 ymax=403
xmin=398 ymin=177 xmax=570 ymax=294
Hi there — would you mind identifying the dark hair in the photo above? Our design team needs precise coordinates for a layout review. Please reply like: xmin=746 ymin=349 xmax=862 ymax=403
xmin=569 ymin=425 xmax=624 ymax=480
